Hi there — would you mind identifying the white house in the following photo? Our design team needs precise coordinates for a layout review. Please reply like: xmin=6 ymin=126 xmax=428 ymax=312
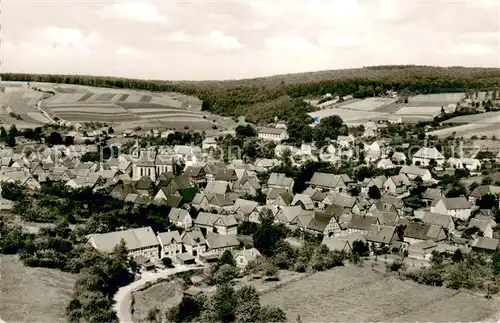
xmin=336 ymin=135 xmax=356 ymax=148
xmin=258 ymin=127 xmax=289 ymax=142
xmin=467 ymin=219 xmax=494 ymax=238
xmin=168 ymin=208 xmax=193 ymax=230
xmin=461 ymin=158 xmax=482 ymax=171
xmin=233 ymin=248 xmax=261 ymax=268
xmin=430 ymin=197 xmax=472 ymax=221
xmin=412 ymin=147 xmax=445 ymax=167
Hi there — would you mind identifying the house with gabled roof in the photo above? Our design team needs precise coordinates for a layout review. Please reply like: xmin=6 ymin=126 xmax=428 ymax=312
xmin=184 ymin=166 xmax=206 ymax=185
xmin=384 ymin=174 xmax=411 ymax=196
xmin=399 ymin=165 xmax=433 ymax=181
xmin=207 ymin=193 xmax=234 ymax=212
xmin=231 ymin=199 xmax=259 ymax=222
xmin=468 ymin=185 xmax=500 ymax=204
xmin=468 ymin=218 xmax=494 ymax=238
xmin=367 ymin=209 xmax=399 ymax=226
xmin=274 ymin=205 xmax=303 ymax=225
xmin=421 ymin=211 xmax=455 ymax=234
xmin=320 ymin=191 xmax=357 ymax=211
xmin=365 ymin=224 xmax=399 ymax=249
xmin=430 ymin=197 xmax=472 ymax=221
xmin=307 ymin=172 xmax=352 ymax=193
xmin=402 ymin=221 xmax=447 ymax=244
xmin=168 ymin=208 xmax=193 ymax=230
xmin=87 ymin=226 xmax=160 ymax=261
xmin=215 ymin=168 xmax=237 ymax=182
xmin=181 ymin=229 xmax=207 ymax=257
xmin=233 ymin=248 xmax=261 ymax=268
xmin=205 ymin=231 xmax=240 ymax=257
xmin=471 ymin=237 xmax=499 ymax=254
xmin=194 ymin=212 xmax=238 ymax=235
xmin=266 ymin=188 xmax=293 ymax=207
xmin=361 ymin=175 xmax=387 ymax=196
xmin=321 ymin=236 xmax=352 ymax=253
xmin=372 ymin=195 xmax=405 ymax=215
xmin=205 ymin=180 xmax=230 ymax=195
xmin=267 ymin=173 xmax=294 ymax=191
xmin=423 ymin=188 xmax=444 ymax=205
xmin=413 ymin=147 xmax=445 ymax=167
xmin=288 ymin=210 xmax=314 ymax=231
xmin=291 ymin=193 xmax=315 ymax=210
xmin=192 ymin=193 xmax=210 ymax=210
xmin=157 ymin=230 xmax=183 ymax=259
xmin=347 ymin=215 xmax=380 ymax=235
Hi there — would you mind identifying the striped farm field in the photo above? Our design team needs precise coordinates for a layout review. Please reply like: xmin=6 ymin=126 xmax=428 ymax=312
xmin=91 ymin=93 xmax=116 ymax=101
xmin=77 ymin=93 xmax=94 ymax=102
xmin=50 ymin=107 xmax=128 ymax=114
xmin=138 ymin=113 xmax=205 ymax=119
xmin=117 ymin=102 xmax=182 ymax=110
xmin=116 ymin=94 xmax=130 ymax=102
xmin=444 ymin=111 xmax=500 ymax=124
xmin=53 ymin=113 xmax=137 ymax=122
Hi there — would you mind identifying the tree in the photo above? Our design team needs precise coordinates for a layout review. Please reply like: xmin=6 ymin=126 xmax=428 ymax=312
xmin=64 ymin=136 xmax=75 ymax=146
xmin=1 ymin=181 xmax=25 ymax=201
xmin=47 ymin=131 xmax=63 ymax=146
xmin=8 ymin=124 xmax=18 ymax=137
xmin=252 ymin=209 xmax=287 ymax=256
xmin=219 ymin=250 xmax=236 ymax=267
xmin=5 ymin=133 xmax=16 ymax=147
xmin=352 ymin=240 xmax=369 ymax=256
xmin=452 ymin=249 xmax=463 ymax=263
xmin=368 ymin=185 xmax=382 ymax=200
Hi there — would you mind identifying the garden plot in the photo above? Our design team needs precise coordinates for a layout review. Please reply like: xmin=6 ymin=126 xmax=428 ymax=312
xmin=151 ymin=96 xmax=183 ymax=108
xmin=139 ymin=95 xmax=152 ymax=103
xmin=409 ymin=93 xmax=465 ymax=103
xmin=394 ymin=105 xmax=442 ymax=117
xmin=339 ymin=97 xmax=396 ymax=111
xmin=260 ymin=266 xmax=498 ymax=322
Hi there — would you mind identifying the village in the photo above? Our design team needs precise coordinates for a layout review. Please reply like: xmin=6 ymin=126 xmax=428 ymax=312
xmin=0 ymin=112 xmax=499 ymax=266
xmin=1 ymin=90 xmax=500 ymax=322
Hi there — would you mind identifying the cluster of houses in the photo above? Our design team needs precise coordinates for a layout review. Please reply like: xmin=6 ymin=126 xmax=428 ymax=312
xmin=1 ymin=121 xmax=500 ymax=267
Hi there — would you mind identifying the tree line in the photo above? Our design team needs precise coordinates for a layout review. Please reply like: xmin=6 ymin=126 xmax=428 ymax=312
xmin=4 ymin=65 xmax=500 ymax=123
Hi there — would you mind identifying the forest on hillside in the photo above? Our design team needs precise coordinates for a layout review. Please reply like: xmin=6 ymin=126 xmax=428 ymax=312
xmin=3 ymin=65 xmax=500 ymax=123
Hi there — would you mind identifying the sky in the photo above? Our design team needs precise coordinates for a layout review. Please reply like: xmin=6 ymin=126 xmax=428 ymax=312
xmin=2 ymin=0 xmax=500 ymax=80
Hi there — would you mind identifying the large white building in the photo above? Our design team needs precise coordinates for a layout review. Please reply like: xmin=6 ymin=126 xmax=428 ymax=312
xmin=412 ymin=147 xmax=445 ymax=167
xmin=430 ymin=197 xmax=472 ymax=221
xmin=87 ymin=226 xmax=160 ymax=262
xmin=258 ymin=127 xmax=289 ymax=142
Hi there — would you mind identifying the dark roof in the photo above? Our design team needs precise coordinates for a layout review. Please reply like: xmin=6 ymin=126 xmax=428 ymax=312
xmin=348 ymin=215 xmax=379 ymax=231
xmin=365 ymin=224 xmax=396 ymax=244
xmin=307 ymin=213 xmax=333 ymax=232
xmin=472 ymin=237 xmax=499 ymax=251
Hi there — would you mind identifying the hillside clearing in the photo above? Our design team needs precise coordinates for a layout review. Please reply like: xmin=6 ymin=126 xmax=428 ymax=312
xmin=259 ymin=266 xmax=499 ymax=322
xmin=0 ymin=255 xmax=76 ymax=323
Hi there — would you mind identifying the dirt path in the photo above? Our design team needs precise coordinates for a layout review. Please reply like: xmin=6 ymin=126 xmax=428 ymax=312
xmin=113 ymin=265 xmax=206 ymax=323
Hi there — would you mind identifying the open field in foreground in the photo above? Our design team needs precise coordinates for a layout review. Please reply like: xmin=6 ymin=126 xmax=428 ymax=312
xmin=132 ymin=279 xmax=186 ymax=323
xmin=0 ymin=255 xmax=76 ymax=323
xmin=260 ymin=266 xmax=499 ymax=322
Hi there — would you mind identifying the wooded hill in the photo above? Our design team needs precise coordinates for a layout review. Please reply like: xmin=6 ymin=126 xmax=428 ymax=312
xmin=3 ymin=65 xmax=500 ymax=123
